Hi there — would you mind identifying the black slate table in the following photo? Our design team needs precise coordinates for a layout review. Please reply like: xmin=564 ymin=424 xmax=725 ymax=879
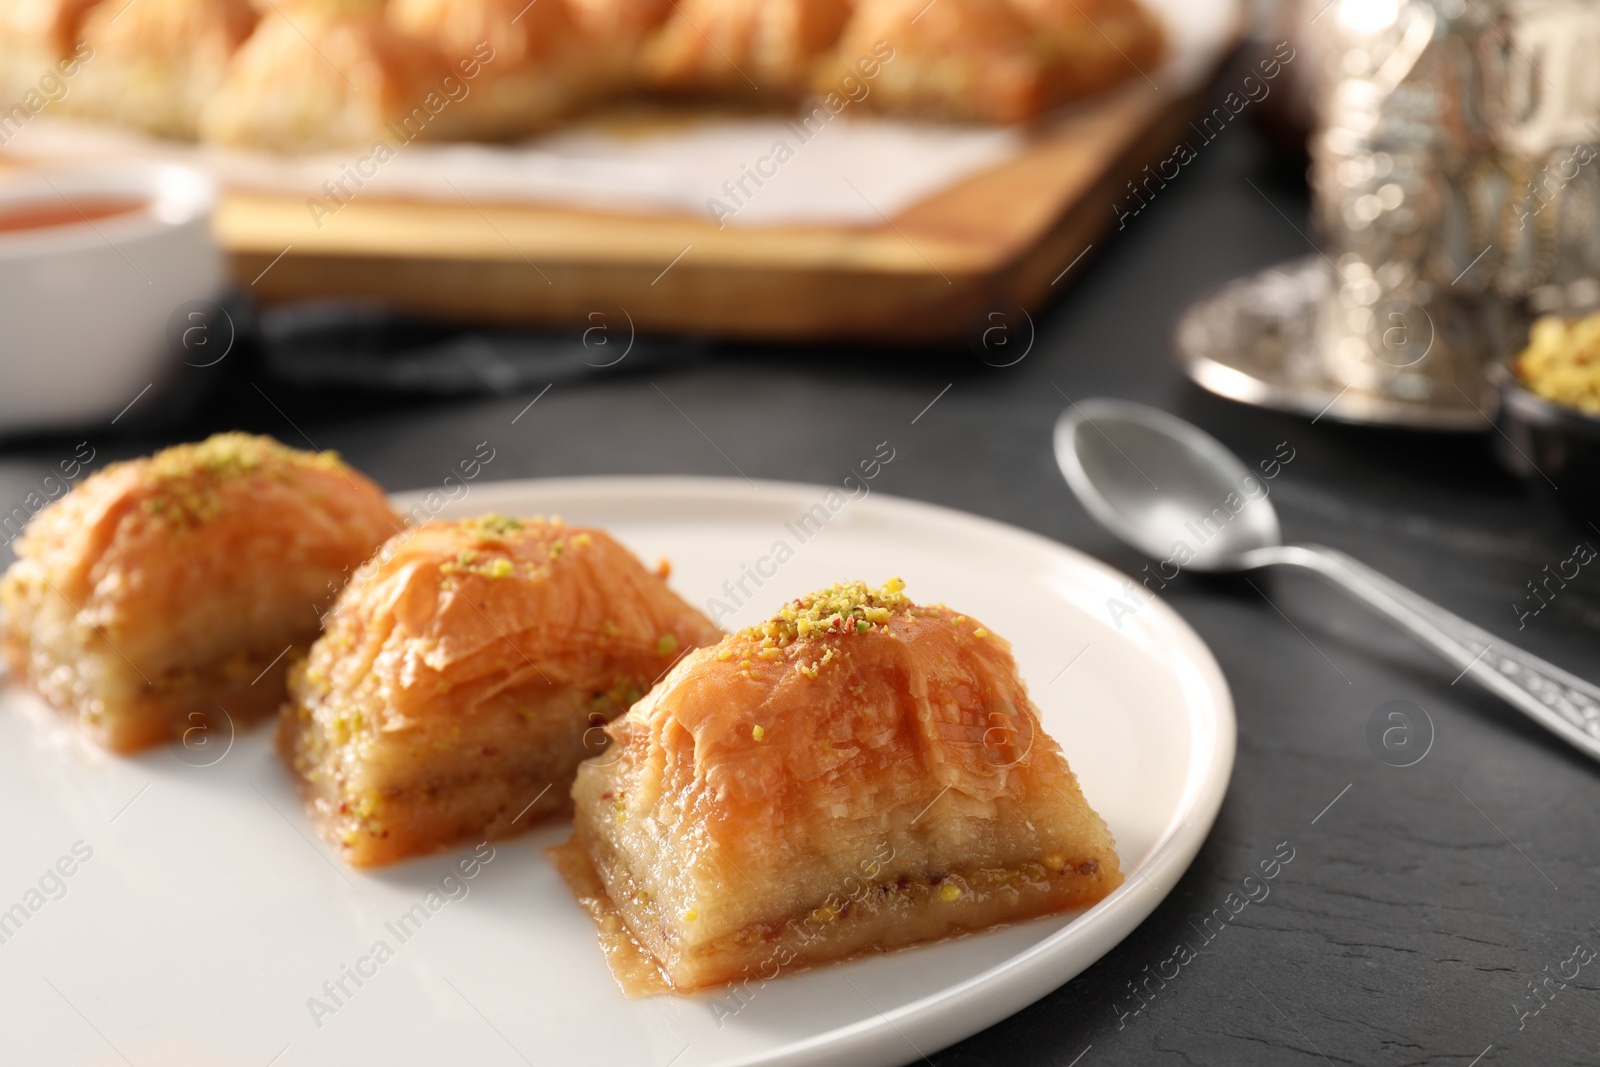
xmin=4 ymin=76 xmax=1598 ymax=1067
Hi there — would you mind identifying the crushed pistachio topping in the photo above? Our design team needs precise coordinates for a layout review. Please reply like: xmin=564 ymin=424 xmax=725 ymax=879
xmin=440 ymin=548 xmax=516 ymax=580
xmin=136 ymin=433 xmax=342 ymax=524
xmin=752 ymin=725 xmax=766 ymax=742
xmin=938 ymin=883 xmax=963 ymax=903
xmin=684 ymin=909 xmax=699 ymax=922
xmin=440 ymin=549 xmax=477 ymax=571
xmin=471 ymin=514 xmax=524 ymax=536
xmin=973 ymin=628 xmax=989 ymax=639
xmin=741 ymin=578 xmax=909 ymax=644
xmin=727 ymin=579 xmax=907 ymax=679
xmin=145 ymin=432 xmax=332 ymax=482
xmin=572 ymin=533 xmax=593 ymax=548
xmin=656 ymin=634 xmax=678 ymax=657
xmin=796 ymin=646 xmax=839 ymax=680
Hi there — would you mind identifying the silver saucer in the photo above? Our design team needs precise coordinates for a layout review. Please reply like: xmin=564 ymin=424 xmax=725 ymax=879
xmin=1173 ymin=257 xmax=1492 ymax=433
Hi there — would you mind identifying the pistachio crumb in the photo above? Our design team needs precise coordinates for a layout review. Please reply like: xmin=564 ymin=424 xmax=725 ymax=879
xmin=473 ymin=513 xmax=524 ymax=536
xmin=739 ymin=578 xmax=910 ymax=644
xmin=657 ymin=634 xmax=679 ymax=657
xmin=752 ymin=725 xmax=766 ymax=742
xmin=938 ymin=883 xmax=963 ymax=903
xmin=684 ymin=909 xmax=699 ymax=922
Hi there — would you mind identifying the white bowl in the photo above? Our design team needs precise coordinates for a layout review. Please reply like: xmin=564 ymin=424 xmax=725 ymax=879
xmin=0 ymin=163 xmax=224 ymax=434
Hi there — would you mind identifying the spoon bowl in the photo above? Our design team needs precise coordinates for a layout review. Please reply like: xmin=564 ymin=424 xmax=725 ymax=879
xmin=1053 ymin=399 xmax=1280 ymax=572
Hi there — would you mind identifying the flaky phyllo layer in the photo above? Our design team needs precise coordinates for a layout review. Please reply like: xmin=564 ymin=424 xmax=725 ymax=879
xmin=0 ymin=433 xmax=398 ymax=752
xmin=567 ymin=578 xmax=1122 ymax=992
xmin=281 ymin=514 xmax=721 ymax=867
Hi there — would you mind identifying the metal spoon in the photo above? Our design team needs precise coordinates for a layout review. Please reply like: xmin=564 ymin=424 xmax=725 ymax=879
xmin=1054 ymin=398 xmax=1600 ymax=765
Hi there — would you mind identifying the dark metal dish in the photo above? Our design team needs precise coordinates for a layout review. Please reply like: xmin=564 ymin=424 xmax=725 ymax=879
xmin=1490 ymin=359 xmax=1600 ymax=525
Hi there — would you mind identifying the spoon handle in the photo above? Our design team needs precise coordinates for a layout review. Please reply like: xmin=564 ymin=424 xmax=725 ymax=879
xmin=1259 ymin=543 xmax=1600 ymax=765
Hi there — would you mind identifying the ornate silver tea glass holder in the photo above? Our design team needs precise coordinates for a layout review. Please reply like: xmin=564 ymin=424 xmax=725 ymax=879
xmin=1178 ymin=0 xmax=1600 ymax=431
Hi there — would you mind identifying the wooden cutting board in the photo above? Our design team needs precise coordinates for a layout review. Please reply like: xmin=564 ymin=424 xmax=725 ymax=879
xmin=217 ymin=77 xmax=1218 ymax=343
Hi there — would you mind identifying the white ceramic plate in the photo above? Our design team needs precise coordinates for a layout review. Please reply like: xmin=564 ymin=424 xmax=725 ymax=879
xmin=0 ymin=478 xmax=1234 ymax=1067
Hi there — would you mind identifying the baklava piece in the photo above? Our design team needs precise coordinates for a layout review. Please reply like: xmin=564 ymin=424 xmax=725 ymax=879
xmin=564 ymin=578 xmax=1122 ymax=993
xmin=388 ymin=0 xmax=615 ymax=140
xmin=62 ymin=0 xmax=258 ymax=139
xmin=1015 ymin=0 xmax=1165 ymax=98
xmin=642 ymin=0 xmax=854 ymax=97
xmin=0 ymin=434 xmax=398 ymax=753
xmin=0 ymin=0 xmax=101 ymax=112
xmin=198 ymin=7 xmax=456 ymax=151
xmin=822 ymin=0 xmax=1164 ymax=124
xmin=565 ymin=0 xmax=673 ymax=50
xmin=280 ymin=515 xmax=722 ymax=868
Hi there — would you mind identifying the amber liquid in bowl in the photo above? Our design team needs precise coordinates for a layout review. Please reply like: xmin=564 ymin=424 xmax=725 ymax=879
xmin=0 ymin=196 xmax=147 ymax=234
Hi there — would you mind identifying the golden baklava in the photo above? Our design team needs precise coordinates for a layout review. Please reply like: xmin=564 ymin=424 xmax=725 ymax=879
xmin=62 ymin=0 xmax=258 ymax=139
xmin=388 ymin=0 xmax=617 ymax=140
xmin=643 ymin=0 xmax=854 ymax=96
xmin=0 ymin=0 xmax=101 ymax=113
xmin=562 ymin=578 xmax=1122 ymax=993
xmin=823 ymin=0 xmax=1164 ymax=123
xmin=4 ymin=0 xmax=1165 ymax=147
xmin=0 ymin=433 xmax=398 ymax=753
xmin=198 ymin=6 xmax=459 ymax=152
xmin=565 ymin=0 xmax=672 ymax=48
xmin=280 ymin=515 xmax=722 ymax=868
